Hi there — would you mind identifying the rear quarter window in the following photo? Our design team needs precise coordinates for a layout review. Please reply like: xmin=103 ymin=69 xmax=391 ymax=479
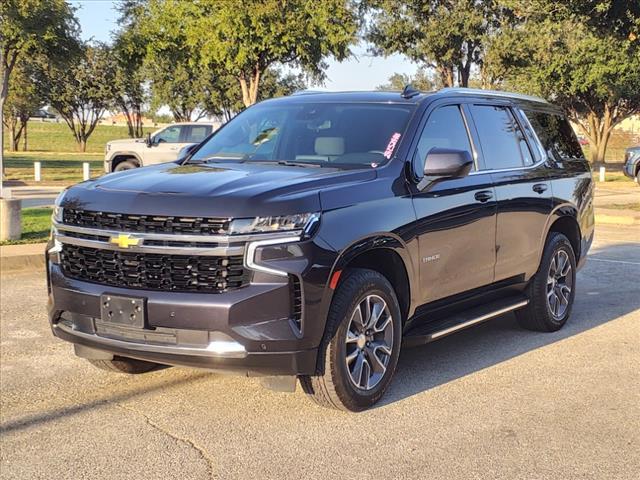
xmin=524 ymin=111 xmax=583 ymax=161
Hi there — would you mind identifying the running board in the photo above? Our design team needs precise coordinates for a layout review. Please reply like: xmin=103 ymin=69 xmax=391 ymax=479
xmin=403 ymin=296 xmax=529 ymax=348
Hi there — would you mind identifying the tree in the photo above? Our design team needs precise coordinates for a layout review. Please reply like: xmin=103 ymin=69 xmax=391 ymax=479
xmin=365 ymin=0 xmax=509 ymax=88
xmin=38 ymin=44 xmax=117 ymax=152
xmin=491 ymin=1 xmax=640 ymax=163
xmin=2 ymin=60 xmax=42 ymax=151
xmin=111 ymin=1 xmax=148 ymax=138
xmin=142 ymin=0 xmax=358 ymax=108
xmin=0 ymin=0 xmax=78 ymax=191
xmin=376 ymin=69 xmax=438 ymax=91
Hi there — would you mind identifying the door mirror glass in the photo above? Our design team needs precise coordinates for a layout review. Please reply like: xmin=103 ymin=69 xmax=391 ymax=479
xmin=418 ymin=148 xmax=473 ymax=190
xmin=145 ymin=132 xmax=152 ymax=147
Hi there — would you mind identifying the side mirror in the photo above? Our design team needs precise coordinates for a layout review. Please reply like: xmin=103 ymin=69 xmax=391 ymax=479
xmin=145 ymin=132 xmax=152 ymax=147
xmin=177 ymin=143 xmax=198 ymax=161
xmin=417 ymin=148 xmax=473 ymax=191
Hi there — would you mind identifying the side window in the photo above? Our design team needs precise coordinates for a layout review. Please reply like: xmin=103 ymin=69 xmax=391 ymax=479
xmin=154 ymin=125 xmax=182 ymax=143
xmin=415 ymin=105 xmax=473 ymax=170
xmin=524 ymin=111 xmax=583 ymax=161
xmin=185 ymin=125 xmax=210 ymax=143
xmin=470 ymin=105 xmax=533 ymax=170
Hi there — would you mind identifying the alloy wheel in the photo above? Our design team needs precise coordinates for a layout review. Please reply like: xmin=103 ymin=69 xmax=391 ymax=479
xmin=344 ymin=294 xmax=394 ymax=391
xmin=547 ymin=249 xmax=573 ymax=320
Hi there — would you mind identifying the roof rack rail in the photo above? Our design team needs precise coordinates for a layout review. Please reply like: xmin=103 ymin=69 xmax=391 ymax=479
xmin=291 ymin=90 xmax=324 ymax=96
xmin=438 ymin=87 xmax=548 ymax=104
xmin=401 ymin=84 xmax=421 ymax=99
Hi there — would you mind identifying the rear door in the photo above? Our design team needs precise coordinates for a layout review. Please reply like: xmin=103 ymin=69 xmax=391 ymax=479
xmin=411 ymin=103 xmax=497 ymax=304
xmin=467 ymin=103 xmax=553 ymax=282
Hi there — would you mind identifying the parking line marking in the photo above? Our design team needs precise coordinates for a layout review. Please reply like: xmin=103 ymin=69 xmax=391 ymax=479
xmin=588 ymin=257 xmax=640 ymax=266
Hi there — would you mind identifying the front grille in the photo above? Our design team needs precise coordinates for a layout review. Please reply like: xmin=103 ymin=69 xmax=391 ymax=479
xmin=60 ymin=244 xmax=247 ymax=293
xmin=62 ymin=209 xmax=230 ymax=235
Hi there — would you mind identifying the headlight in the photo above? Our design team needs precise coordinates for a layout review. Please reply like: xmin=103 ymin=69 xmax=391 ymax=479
xmin=52 ymin=190 xmax=68 ymax=223
xmin=229 ymin=213 xmax=320 ymax=235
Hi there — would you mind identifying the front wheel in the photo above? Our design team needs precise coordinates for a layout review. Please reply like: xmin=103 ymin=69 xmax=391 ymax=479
xmin=517 ymin=232 xmax=577 ymax=332
xmin=300 ymin=269 xmax=402 ymax=411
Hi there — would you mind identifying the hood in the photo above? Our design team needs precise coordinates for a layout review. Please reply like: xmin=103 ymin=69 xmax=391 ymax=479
xmin=107 ymin=138 xmax=146 ymax=146
xmin=62 ymin=162 xmax=377 ymax=218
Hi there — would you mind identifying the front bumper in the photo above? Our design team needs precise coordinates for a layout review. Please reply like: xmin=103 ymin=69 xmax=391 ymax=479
xmin=47 ymin=234 xmax=337 ymax=376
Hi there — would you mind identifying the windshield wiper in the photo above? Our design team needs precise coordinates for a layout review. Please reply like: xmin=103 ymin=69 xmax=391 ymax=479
xmin=190 ymin=154 xmax=249 ymax=164
xmin=279 ymin=160 xmax=324 ymax=168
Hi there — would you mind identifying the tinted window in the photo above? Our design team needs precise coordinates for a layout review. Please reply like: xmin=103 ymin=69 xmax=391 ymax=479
xmin=471 ymin=105 xmax=533 ymax=170
xmin=190 ymin=103 xmax=414 ymax=168
xmin=186 ymin=125 xmax=211 ymax=143
xmin=525 ymin=111 xmax=583 ymax=161
xmin=415 ymin=105 xmax=473 ymax=170
xmin=154 ymin=125 xmax=182 ymax=143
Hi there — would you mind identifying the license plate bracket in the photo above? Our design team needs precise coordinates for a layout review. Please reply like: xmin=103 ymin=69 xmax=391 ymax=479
xmin=100 ymin=294 xmax=146 ymax=328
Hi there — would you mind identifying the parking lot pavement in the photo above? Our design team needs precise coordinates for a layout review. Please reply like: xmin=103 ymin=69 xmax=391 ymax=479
xmin=1 ymin=225 xmax=638 ymax=480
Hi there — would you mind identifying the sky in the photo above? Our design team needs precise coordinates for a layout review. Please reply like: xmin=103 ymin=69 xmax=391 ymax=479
xmin=70 ymin=0 xmax=418 ymax=91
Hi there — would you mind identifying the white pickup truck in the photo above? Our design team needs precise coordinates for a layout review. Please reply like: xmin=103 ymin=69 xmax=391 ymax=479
xmin=104 ymin=122 xmax=219 ymax=172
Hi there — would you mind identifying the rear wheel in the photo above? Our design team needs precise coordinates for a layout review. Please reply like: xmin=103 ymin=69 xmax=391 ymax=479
xmin=300 ymin=269 xmax=402 ymax=411
xmin=88 ymin=356 xmax=159 ymax=374
xmin=114 ymin=159 xmax=138 ymax=172
xmin=517 ymin=232 xmax=577 ymax=332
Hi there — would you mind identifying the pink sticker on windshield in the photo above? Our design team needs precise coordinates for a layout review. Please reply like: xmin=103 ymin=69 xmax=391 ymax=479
xmin=383 ymin=132 xmax=402 ymax=159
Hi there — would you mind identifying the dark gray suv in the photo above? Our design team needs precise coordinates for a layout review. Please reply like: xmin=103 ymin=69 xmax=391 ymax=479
xmin=47 ymin=88 xmax=594 ymax=410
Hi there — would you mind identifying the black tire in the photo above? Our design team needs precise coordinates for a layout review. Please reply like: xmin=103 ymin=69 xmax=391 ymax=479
xmin=300 ymin=269 xmax=402 ymax=411
xmin=517 ymin=232 xmax=577 ymax=332
xmin=88 ymin=356 xmax=159 ymax=374
xmin=114 ymin=160 xmax=138 ymax=172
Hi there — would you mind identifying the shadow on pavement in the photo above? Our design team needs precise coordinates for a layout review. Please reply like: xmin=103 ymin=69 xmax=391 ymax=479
xmin=0 ymin=372 xmax=211 ymax=435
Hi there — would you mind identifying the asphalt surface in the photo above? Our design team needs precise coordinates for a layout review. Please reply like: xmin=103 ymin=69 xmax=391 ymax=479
xmin=1 ymin=224 xmax=639 ymax=480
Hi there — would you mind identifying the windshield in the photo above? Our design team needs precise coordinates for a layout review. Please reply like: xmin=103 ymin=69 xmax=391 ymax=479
xmin=189 ymin=102 xmax=414 ymax=168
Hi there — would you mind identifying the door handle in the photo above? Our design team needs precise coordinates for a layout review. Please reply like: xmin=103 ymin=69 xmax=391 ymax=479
xmin=474 ymin=190 xmax=493 ymax=203
xmin=533 ymin=183 xmax=548 ymax=194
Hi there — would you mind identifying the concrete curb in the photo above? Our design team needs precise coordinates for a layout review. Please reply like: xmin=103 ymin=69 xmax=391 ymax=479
xmin=0 ymin=243 xmax=46 ymax=273
xmin=594 ymin=214 xmax=639 ymax=226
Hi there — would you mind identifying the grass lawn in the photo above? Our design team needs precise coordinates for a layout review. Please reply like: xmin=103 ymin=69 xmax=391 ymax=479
xmin=3 ymin=120 xmax=155 ymax=154
xmin=0 ymin=207 xmax=52 ymax=246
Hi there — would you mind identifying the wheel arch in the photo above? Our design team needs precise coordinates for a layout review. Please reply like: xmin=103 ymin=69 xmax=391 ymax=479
xmin=542 ymin=207 xmax=582 ymax=264
xmin=111 ymin=153 xmax=141 ymax=171
xmin=328 ymin=235 xmax=416 ymax=324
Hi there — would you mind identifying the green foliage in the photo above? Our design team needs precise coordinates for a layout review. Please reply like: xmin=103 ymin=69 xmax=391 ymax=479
xmin=365 ymin=0 xmax=510 ymax=87
xmin=111 ymin=2 xmax=149 ymax=138
xmin=376 ymin=69 xmax=438 ymax=91
xmin=36 ymin=44 xmax=119 ymax=152
xmin=490 ymin=1 xmax=640 ymax=163
xmin=144 ymin=0 xmax=358 ymax=106
xmin=0 ymin=207 xmax=52 ymax=245
xmin=2 ymin=60 xmax=43 ymax=151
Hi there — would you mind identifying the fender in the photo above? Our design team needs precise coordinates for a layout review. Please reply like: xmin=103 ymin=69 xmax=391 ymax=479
xmin=321 ymin=232 xmax=419 ymax=319
xmin=535 ymin=203 xmax=581 ymax=274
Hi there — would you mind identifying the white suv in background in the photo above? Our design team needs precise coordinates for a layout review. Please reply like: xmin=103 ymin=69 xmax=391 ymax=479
xmin=104 ymin=122 xmax=219 ymax=172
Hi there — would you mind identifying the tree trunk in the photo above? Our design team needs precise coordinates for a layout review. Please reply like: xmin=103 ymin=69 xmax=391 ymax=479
xmin=78 ymin=137 xmax=87 ymax=152
xmin=22 ymin=121 xmax=27 ymax=151
xmin=581 ymin=110 xmax=614 ymax=165
xmin=10 ymin=120 xmax=17 ymax=152
xmin=436 ymin=65 xmax=455 ymax=88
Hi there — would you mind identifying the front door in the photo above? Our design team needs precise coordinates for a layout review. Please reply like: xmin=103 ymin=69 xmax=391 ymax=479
xmin=411 ymin=104 xmax=497 ymax=304
xmin=146 ymin=124 xmax=188 ymax=165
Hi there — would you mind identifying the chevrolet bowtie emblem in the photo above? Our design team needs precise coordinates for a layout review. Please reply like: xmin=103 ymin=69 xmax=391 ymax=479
xmin=109 ymin=234 xmax=140 ymax=249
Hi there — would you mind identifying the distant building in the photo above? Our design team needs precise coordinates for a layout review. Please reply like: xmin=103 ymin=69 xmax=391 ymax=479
xmin=101 ymin=113 xmax=155 ymax=126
